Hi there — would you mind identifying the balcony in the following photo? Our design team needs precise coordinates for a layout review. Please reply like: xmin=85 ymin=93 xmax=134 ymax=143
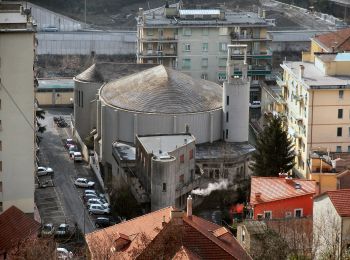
xmin=141 ymin=35 xmax=178 ymax=42
xmin=233 ymin=65 xmax=271 ymax=76
xmin=138 ymin=50 xmax=177 ymax=58
xmin=230 ymin=32 xmax=269 ymax=41
xmin=230 ymin=50 xmax=272 ymax=59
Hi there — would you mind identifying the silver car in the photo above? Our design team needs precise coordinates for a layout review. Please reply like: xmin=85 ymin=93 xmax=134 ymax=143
xmin=88 ymin=204 xmax=110 ymax=215
xmin=86 ymin=198 xmax=110 ymax=209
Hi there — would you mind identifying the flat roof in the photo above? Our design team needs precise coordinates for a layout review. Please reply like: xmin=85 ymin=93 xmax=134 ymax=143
xmin=138 ymin=134 xmax=195 ymax=156
xmin=112 ymin=142 xmax=136 ymax=161
xmin=179 ymin=9 xmax=220 ymax=16
xmin=281 ymin=61 xmax=350 ymax=88
xmin=38 ymin=79 xmax=74 ymax=89
xmin=196 ymin=141 xmax=255 ymax=160
xmin=268 ymin=30 xmax=331 ymax=42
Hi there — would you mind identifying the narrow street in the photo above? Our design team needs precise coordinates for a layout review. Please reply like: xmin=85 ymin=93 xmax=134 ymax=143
xmin=36 ymin=108 xmax=97 ymax=234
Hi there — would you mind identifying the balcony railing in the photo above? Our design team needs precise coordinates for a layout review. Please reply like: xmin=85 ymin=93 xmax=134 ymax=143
xmin=139 ymin=50 xmax=177 ymax=57
xmin=141 ymin=35 xmax=178 ymax=42
xmin=230 ymin=32 xmax=269 ymax=41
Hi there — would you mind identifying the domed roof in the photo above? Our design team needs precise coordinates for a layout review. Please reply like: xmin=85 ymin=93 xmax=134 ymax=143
xmin=75 ymin=63 xmax=156 ymax=83
xmin=100 ymin=65 xmax=222 ymax=114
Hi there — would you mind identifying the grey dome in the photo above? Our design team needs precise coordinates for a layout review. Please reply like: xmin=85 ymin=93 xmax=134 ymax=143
xmin=100 ymin=65 xmax=222 ymax=114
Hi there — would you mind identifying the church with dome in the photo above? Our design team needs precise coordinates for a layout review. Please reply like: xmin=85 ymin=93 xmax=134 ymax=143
xmin=73 ymin=46 xmax=254 ymax=210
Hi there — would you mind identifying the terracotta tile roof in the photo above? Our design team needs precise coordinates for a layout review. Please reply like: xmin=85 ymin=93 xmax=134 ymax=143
xmin=325 ymin=189 xmax=350 ymax=217
xmin=313 ymin=28 xmax=350 ymax=52
xmin=172 ymin=246 xmax=200 ymax=260
xmin=250 ymin=177 xmax=316 ymax=205
xmin=0 ymin=206 xmax=41 ymax=252
xmin=85 ymin=207 xmax=252 ymax=260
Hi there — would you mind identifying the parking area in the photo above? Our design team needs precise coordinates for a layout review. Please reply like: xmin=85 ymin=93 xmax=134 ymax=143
xmin=35 ymin=108 xmax=104 ymax=235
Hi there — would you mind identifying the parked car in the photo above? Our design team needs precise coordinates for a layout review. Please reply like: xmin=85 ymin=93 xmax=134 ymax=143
xmin=41 ymin=223 xmax=55 ymax=236
xmin=64 ymin=138 xmax=75 ymax=149
xmin=57 ymin=247 xmax=73 ymax=260
xmin=74 ymin=178 xmax=95 ymax=188
xmin=83 ymin=193 xmax=99 ymax=203
xmin=55 ymin=224 xmax=70 ymax=236
xmin=88 ymin=204 xmax=110 ymax=215
xmin=37 ymin=166 xmax=54 ymax=176
xmin=86 ymin=198 xmax=110 ymax=209
xmin=94 ymin=217 xmax=120 ymax=228
xmin=73 ymin=152 xmax=83 ymax=162
xmin=68 ymin=145 xmax=79 ymax=158
xmin=249 ymin=100 xmax=261 ymax=108
xmin=84 ymin=189 xmax=97 ymax=196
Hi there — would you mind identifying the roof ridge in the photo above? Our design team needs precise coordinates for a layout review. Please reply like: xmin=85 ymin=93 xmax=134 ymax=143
xmin=86 ymin=206 xmax=173 ymax=237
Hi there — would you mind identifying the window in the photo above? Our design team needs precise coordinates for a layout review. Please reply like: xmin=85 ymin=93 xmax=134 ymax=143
xmin=201 ymin=58 xmax=208 ymax=68
xmin=339 ymin=90 xmax=344 ymax=99
xmin=219 ymin=27 xmax=228 ymax=35
xmin=182 ymin=59 xmax=191 ymax=69
xmin=202 ymin=27 xmax=209 ymax=36
xmin=264 ymin=211 xmax=272 ymax=219
xmin=218 ymin=72 xmax=227 ymax=82
xmin=338 ymin=109 xmax=343 ymax=119
xmin=225 ymin=129 xmax=228 ymax=139
xmin=189 ymin=149 xmax=194 ymax=160
xmin=183 ymin=28 xmax=192 ymax=36
xmin=0 ymin=202 xmax=2 ymax=212
xmin=226 ymin=112 xmax=229 ymax=122
xmin=348 ymin=127 xmax=350 ymax=137
xmin=180 ymin=154 xmax=184 ymax=163
xmin=0 ymin=161 xmax=2 ymax=171
xmin=285 ymin=211 xmax=292 ymax=218
xmin=201 ymin=73 xmax=208 ymax=80
xmin=162 ymin=183 xmax=167 ymax=192
xmin=147 ymin=29 xmax=153 ymax=36
xmin=219 ymin=42 xmax=227 ymax=52
xmin=179 ymin=174 xmax=184 ymax=183
xmin=0 ymin=141 xmax=2 ymax=151
xmin=0 ymin=182 xmax=2 ymax=192
xmin=218 ymin=58 xmax=227 ymax=67
xmin=347 ymin=146 xmax=350 ymax=152
xmin=294 ymin=208 xmax=303 ymax=218
xmin=184 ymin=43 xmax=191 ymax=52
xmin=226 ymin=96 xmax=229 ymax=106
xmin=336 ymin=146 xmax=342 ymax=152
xmin=337 ymin=127 xmax=343 ymax=137
xmin=81 ymin=92 xmax=84 ymax=108
xmin=202 ymin=43 xmax=208 ymax=52
xmin=257 ymin=214 xmax=263 ymax=220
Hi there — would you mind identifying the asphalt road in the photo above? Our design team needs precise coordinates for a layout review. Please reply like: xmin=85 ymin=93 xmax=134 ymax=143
xmin=37 ymin=107 xmax=96 ymax=234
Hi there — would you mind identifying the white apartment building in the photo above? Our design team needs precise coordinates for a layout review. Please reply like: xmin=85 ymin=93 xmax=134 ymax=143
xmin=136 ymin=3 xmax=274 ymax=101
xmin=0 ymin=2 xmax=36 ymax=213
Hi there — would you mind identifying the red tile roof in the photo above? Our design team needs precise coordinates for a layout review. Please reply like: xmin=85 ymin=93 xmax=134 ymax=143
xmin=85 ymin=207 xmax=252 ymax=259
xmin=0 ymin=206 xmax=41 ymax=252
xmin=250 ymin=177 xmax=316 ymax=205
xmin=313 ymin=28 xmax=350 ymax=52
xmin=325 ymin=189 xmax=350 ymax=217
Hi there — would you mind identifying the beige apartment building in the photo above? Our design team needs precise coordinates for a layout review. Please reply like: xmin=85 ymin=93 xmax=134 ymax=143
xmin=0 ymin=3 xmax=36 ymax=213
xmin=136 ymin=3 xmax=274 ymax=101
xmin=278 ymin=52 xmax=350 ymax=178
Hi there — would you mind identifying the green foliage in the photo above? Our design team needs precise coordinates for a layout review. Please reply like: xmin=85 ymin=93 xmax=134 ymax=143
xmin=36 ymin=109 xmax=46 ymax=140
xmin=250 ymin=115 xmax=295 ymax=177
xmin=83 ymin=134 xmax=94 ymax=150
xmin=110 ymin=186 xmax=142 ymax=219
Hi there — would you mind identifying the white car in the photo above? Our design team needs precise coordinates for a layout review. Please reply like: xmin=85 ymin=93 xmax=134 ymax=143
xmin=84 ymin=189 xmax=97 ymax=196
xmin=88 ymin=204 xmax=110 ymax=215
xmin=249 ymin=100 xmax=261 ymax=108
xmin=55 ymin=224 xmax=69 ymax=236
xmin=37 ymin=166 xmax=54 ymax=176
xmin=74 ymin=178 xmax=95 ymax=188
xmin=86 ymin=198 xmax=110 ymax=209
xmin=57 ymin=247 xmax=73 ymax=260
xmin=73 ymin=152 xmax=82 ymax=162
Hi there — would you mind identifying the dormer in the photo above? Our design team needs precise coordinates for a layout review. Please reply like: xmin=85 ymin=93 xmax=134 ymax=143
xmin=114 ymin=232 xmax=131 ymax=251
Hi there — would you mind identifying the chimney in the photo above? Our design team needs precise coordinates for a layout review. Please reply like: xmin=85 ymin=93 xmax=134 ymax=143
xmin=299 ymin=65 xmax=305 ymax=79
xmin=162 ymin=215 xmax=166 ymax=227
xmin=255 ymin=192 xmax=261 ymax=200
xmin=187 ymin=195 xmax=193 ymax=218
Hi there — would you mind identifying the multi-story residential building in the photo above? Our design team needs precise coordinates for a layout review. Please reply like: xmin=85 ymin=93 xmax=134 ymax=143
xmin=279 ymin=52 xmax=350 ymax=178
xmin=302 ymin=27 xmax=350 ymax=63
xmin=136 ymin=3 xmax=274 ymax=101
xmin=0 ymin=2 xmax=36 ymax=213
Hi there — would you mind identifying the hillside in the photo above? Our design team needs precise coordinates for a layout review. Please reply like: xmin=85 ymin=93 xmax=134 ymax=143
xmin=24 ymin=0 xmax=259 ymax=29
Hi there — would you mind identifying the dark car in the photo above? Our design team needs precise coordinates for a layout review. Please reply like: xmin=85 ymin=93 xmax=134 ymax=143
xmin=94 ymin=217 xmax=120 ymax=228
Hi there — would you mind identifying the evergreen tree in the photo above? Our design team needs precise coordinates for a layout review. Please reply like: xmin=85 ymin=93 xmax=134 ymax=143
xmin=250 ymin=115 xmax=295 ymax=177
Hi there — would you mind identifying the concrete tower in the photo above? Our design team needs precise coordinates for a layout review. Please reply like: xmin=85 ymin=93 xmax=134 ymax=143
xmin=222 ymin=45 xmax=250 ymax=142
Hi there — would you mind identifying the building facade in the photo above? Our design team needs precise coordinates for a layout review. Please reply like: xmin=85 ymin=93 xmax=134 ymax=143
xmin=279 ymin=52 xmax=350 ymax=178
xmin=0 ymin=3 xmax=36 ymax=213
xmin=136 ymin=3 xmax=274 ymax=101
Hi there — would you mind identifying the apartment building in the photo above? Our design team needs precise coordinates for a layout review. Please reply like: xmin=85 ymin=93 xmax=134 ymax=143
xmin=279 ymin=52 xmax=350 ymax=178
xmin=0 ymin=3 xmax=36 ymax=213
xmin=136 ymin=3 xmax=274 ymax=101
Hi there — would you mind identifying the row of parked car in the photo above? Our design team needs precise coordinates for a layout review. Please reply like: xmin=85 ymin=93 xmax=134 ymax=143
xmin=65 ymin=139 xmax=82 ymax=162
